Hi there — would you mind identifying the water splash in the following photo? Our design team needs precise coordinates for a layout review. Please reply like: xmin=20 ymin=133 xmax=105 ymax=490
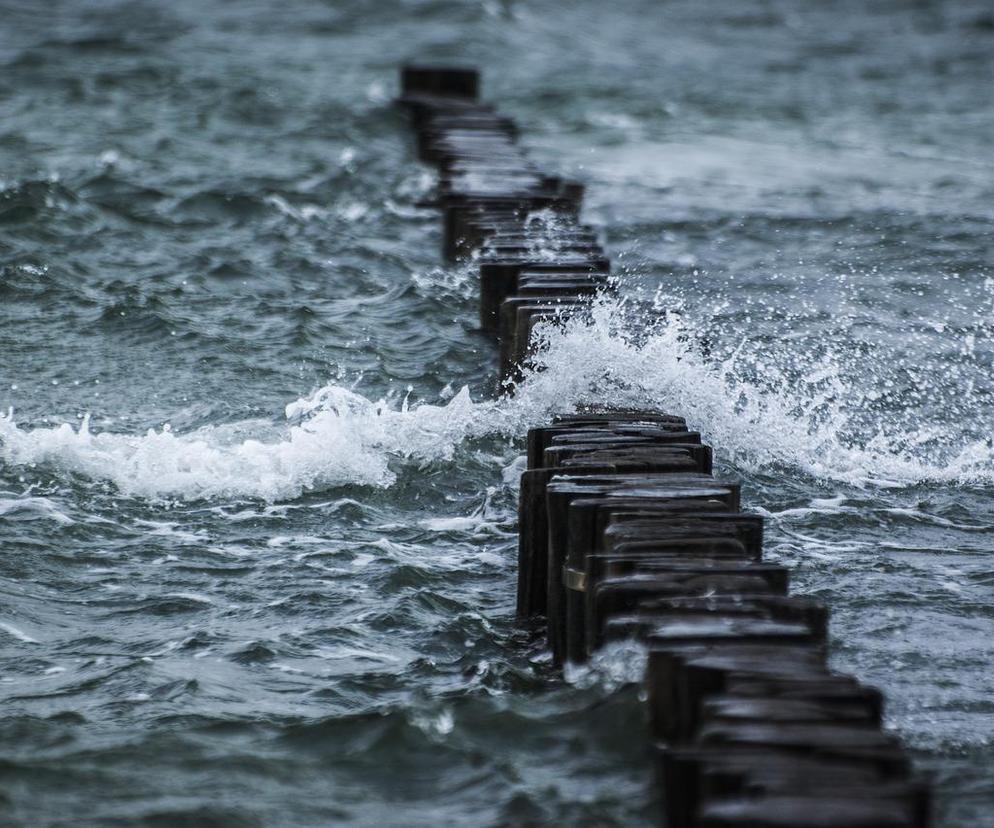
xmin=0 ymin=388 xmax=484 ymax=501
xmin=2 ymin=297 xmax=991 ymax=501
xmin=514 ymin=298 xmax=994 ymax=486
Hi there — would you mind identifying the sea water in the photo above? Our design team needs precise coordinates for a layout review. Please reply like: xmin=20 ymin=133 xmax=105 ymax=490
xmin=1 ymin=0 xmax=992 ymax=824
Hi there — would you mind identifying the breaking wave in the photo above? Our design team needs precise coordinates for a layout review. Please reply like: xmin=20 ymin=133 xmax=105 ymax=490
xmin=2 ymin=297 xmax=992 ymax=501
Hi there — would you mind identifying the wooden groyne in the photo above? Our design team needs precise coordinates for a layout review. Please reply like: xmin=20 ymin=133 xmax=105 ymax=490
xmin=397 ymin=65 xmax=930 ymax=828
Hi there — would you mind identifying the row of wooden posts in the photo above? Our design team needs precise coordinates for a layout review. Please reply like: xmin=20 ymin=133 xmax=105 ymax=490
xmin=396 ymin=65 xmax=929 ymax=828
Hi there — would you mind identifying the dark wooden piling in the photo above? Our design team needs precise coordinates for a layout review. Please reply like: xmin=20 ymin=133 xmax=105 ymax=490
xmin=396 ymin=65 xmax=929 ymax=828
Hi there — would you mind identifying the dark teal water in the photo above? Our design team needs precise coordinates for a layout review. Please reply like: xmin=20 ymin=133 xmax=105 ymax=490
xmin=1 ymin=1 xmax=993 ymax=825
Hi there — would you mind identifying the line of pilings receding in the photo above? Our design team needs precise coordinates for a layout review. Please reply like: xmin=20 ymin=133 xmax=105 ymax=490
xmin=396 ymin=65 xmax=930 ymax=828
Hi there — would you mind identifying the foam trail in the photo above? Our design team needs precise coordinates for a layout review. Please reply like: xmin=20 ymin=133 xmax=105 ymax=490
xmin=0 ymin=621 xmax=40 ymax=644
xmin=1 ymin=297 xmax=991 ymax=501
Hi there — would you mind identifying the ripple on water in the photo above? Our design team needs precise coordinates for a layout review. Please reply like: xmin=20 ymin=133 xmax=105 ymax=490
xmin=1 ymin=0 xmax=993 ymax=825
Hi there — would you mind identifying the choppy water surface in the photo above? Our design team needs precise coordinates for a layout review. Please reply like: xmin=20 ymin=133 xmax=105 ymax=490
xmin=2 ymin=0 xmax=993 ymax=825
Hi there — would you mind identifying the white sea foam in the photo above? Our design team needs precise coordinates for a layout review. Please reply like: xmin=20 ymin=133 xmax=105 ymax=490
xmin=0 ymin=621 xmax=40 ymax=644
xmin=0 ymin=495 xmax=75 ymax=525
xmin=0 ymin=388 xmax=483 ymax=501
xmin=1 ymin=297 xmax=991 ymax=501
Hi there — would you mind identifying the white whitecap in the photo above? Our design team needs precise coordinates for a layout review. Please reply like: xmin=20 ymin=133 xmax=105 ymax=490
xmin=0 ymin=622 xmax=40 ymax=643
xmin=1 ymin=296 xmax=992 ymax=503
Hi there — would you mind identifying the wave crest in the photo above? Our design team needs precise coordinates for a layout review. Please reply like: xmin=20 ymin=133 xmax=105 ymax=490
xmin=2 ymin=297 xmax=991 ymax=500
